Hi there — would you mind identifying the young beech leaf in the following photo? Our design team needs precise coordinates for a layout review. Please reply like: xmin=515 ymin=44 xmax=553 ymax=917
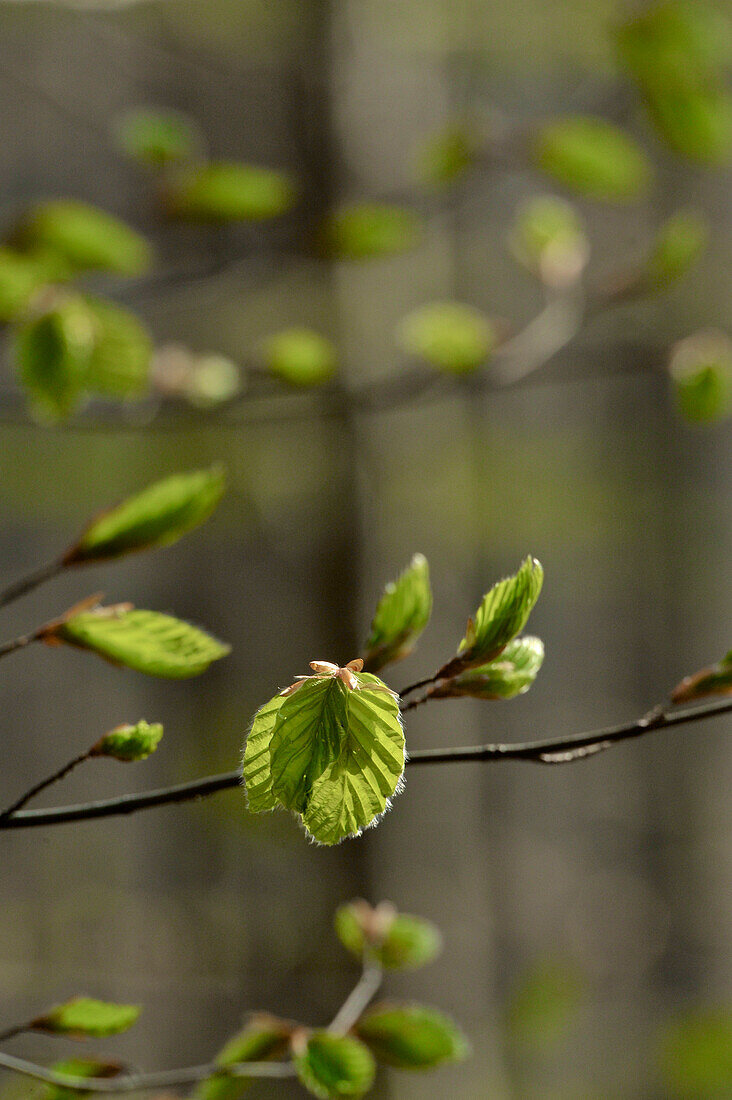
xmin=91 ymin=720 xmax=163 ymax=762
xmin=323 ymin=203 xmax=422 ymax=260
xmin=293 ymin=1031 xmax=375 ymax=1100
xmin=16 ymin=199 xmax=152 ymax=276
xmin=65 ymin=466 xmax=226 ymax=565
xmin=431 ymin=635 xmax=544 ymax=701
xmin=440 ymin=557 xmax=543 ymax=679
xmin=508 ymin=195 xmax=589 ymax=288
xmin=260 ymin=328 xmax=337 ymax=386
xmin=194 ymin=1014 xmax=293 ymax=1100
xmin=642 ymin=210 xmax=708 ymax=291
xmin=43 ymin=1059 xmax=122 ymax=1100
xmin=363 ymin=553 xmax=432 ymax=672
xmin=242 ymin=662 xmax=405 ymax=845
xmin=356 ymin=1003 xmax=469 ymax=1069
xmin=334 ymin=901 xmax=441 ymax=971
xmin=417 ymin=124 xmax=476 ymax=189
xmin=167 ymin=162 xmax=295 ymax=222
xmin=82 ymin=296 xmax=153 ymax=398
xmin=658 ymin=1007 xmax=732 ymax=1099
xmin=671 ymin=649 xmax=732 ymax=703
xmin=31 ymin=998 xmax=140 ymax=1038
xmin=116 ymin=107 xmax=202 ymax=167
xmin=397 ymin=301 xmax=496 ymax=374
xmin=51 ymin=606 xmax=230 ymax=679
xmin=533 ymin=116 xmax=653 ymax=202
xmin=669 ymin=331 xmax=732 ymax=425
xmin=0 ymin=246 xmax=50 ymax=321
xmin=13 ymin=298 xmax=96 ymax=420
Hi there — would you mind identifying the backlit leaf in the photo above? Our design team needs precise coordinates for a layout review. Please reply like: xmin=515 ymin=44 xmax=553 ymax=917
xmin=260 ymin=328 xmax=337 ymax=386
xmin=642 ymin=210 xmax=709 ymax=290
xmin=534 ymin=116 xmax=653 ymax=202
xmin=116 ymin=107 xmax=202 ymax=167
xmin=167 ymin=162 xmax=295 ymax=221
xmin=0 ymin=247 xmax=50 ymax=320
xmin=91 ymin=721 xmax=163 ymax=762
xmin=356 ymin=1003 xmax=469 ymax=1068
xmin=66 ymin=466 xmax=226 ymax=564
xmin=242 ymin=693 xmax=286 ymax=814
xmin=363 ymin=553 xmax=432 ymax=672
xmin=195 ymin=1014 xmax=293 ymax=1100
xmin=334 ymin=902 xmax=441 ymax=971
xmin=397 ymin=301 xmax=496 ymax=374
xmin=16 ymin=200 xmax=152 ymax=276
xmin=32 ymin=998 xmax=140 ymax=1038
xmin=43 ymin=1059 xmax=121 ymax=1100
xmin=671 ymin=649 xmax=732 ymax=703
xmin=294 ymin=1032 xmax=375 ymax=1099
xmin=433 ymin=635 xmax=544 ymax=700
xmin=324 ymin=203 xmax=422 ymax=260
xmin=12 ymin=298 xmax=96 ymax=420
xmin=83 ymin=297 xmax=152 ymax=398
xmin=52 ymin=605 xmax=231 ymax=679
xmin=669 ymin=331 xmax=732 ymax=424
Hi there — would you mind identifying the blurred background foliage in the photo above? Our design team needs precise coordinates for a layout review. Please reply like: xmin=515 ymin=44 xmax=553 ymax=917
xmin=0 ymin=0 xmax=730 ymax=1097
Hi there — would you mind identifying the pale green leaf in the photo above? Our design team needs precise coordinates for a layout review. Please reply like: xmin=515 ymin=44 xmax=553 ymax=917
xmin=507 ymin=957 xmax=585 ymax=1050
xmin=434 ymin=636 xmax=544 ymax=700
xmin=334 ymin=902 xmax=441 ymax=971
xmin=0 ymin=247 xmax=50 ymax=321
xmin=416 ymin=125 xmax=475 ymax=188
xmin=397 ymin=301 xmax=496 ymax=374
xmin=54 ymin=606 xmax=231 ymax=679
xmin=324 ymin=203 xmax=422 ymax=260
xmin=43 ymin=1059 xmax=121 ymax=1100
xmin=83 ymin=297 xmax=152 ymax=398
xmin=16 ymin=200 xmax=152 ymax=276
xmin=356 ymin=1003 xmax=469 ymax=1069
xmin=67 ymin=465 xmax=226 ymax=564
xmin=669 ymin=331 xmax=732 ymax=424
xmin=260 ymin=328 xmax=337 ymax=386
xmin=363 ymin=553 xmax=432 ymax=672
xmin=194 ymin=1014 xmax=292 ymax=1100
xmin=642 ymin=210 xmax=708 ymax=290
xmin=658 ymin=1007 xmax=732 ymax=1098
xmin=92 ymin=721 xmax=163 ymax=762
xmin=241 ymin=693 xmax=286 ymax=813
xmin=295 ymin=1032 xmax=375 ymax=1100
xmin=116 ymin=107 xmax=202 ymax=167
xmin=32 ymin=998 xmax=140 ymax=1038
xmin=671 ymin=649 xmax=732 ymax=703
xmin=12 ymin=299 xmax=96 ymax=420
xmin=508 ymin=195 xmax=589 ymax=288
xmin=534 ymin=116 xmax=653 ymax=202
xmin=167 ymin=162 xmax=296 ymax=221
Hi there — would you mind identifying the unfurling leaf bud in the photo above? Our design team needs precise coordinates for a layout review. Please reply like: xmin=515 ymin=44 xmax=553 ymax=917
xmin=91 ymin=721 xmax=163 ymax=762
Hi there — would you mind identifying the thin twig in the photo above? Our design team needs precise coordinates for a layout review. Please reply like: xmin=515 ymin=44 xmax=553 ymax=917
xmin=0 ymin=630 xmax=41 ymax=662
xmin=0 ymin=559 xmax=66 ymax=610
xmin=1 ymin=698 xmax=729 ymax=830
xmin=0 ymin=751 xmax=92 ymax=821
xmin=0 ymin=1026 xmax=26 ymax=1044
xmin=328 ymin=962 xmax=382 ymax=1035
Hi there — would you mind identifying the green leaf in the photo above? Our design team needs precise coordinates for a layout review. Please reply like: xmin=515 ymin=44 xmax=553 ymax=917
xmin=260 ymin=328 xmax=337 ymax=386
xmin=82 ymin=297 xmax=152 ymax=398
xmin=507 ymin=957 xmax=585 ymax=1050
xmin=397 ymin=302 xmax=496 ymax=374
xmin=533 ymin=116 xmax=653 ymax=202
xmin=434 ymin=635 xmax=544 ymax=700
xmin=167 ymin=162 xmax=295 ymax=221
xmin=642 ymin=210 xmax=709 ymax=290
xmin=0 ymin=247 xmax=50 ymax=321
xmin=91 ymin=721 xmax=163 ymax=762
xmin=508 ymin=195 xmax=589 ymax=287
xmin=194 ymin=1014 xmax=292 ymax=1100
xmin=243 ymin=667 xmax=405 ymax=845
xmin=294 ymin=1032 xmax=375 ymax=1099
xmin=32 ymin=998 xmax=140 ymax=1038
xmin=334 ymin=902 xmax=442 ymax=971
xmin=441 ymin=557 xmax=544 ymax=678
xmin=12 ymin=298 xmax=96 ymax=420
xmin=417 ymin=125 xmax=475 ymax=188
xmin=356 ymin=1003 xmax=469 ymax=1069
xmin=115 ymin=107 xmax=202 ymax=167
xmin=67 ymin=465 xmax=226 ymax=564
xmin=16 ymin=200 xmax=152 ymax=276
xmin=43 ymin=1059 xmax=121 ymax=1100
xmin=669 ymin=331 xmax=732 ymax=425
xmin=363 ymin=554 xmax=432 ymax=672
xmin=671 ymin=650 xmax=732 ymax=703
xmin=658 ymin=1007 xmax=732 ymax=1099
xmin=616 ymin=2 xmax=732 ymax=164
xmin=324 ymin=203 xmax=422 ymax=260
xmin=53 ymin=605 xmax=231 ymax=679
xmin=184 ymin=354 xmax=242 ymax=407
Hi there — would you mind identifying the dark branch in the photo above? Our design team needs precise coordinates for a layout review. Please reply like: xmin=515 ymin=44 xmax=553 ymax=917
xmin=1 ymin=698 xmax=729 ymax=830
xmin=0 ymin=750 xmax=92 ymax=821
xmin=0 ymin=559 xmax=66 ymax=610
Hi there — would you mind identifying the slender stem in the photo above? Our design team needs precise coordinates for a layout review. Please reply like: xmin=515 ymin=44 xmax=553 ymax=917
xmin=0 ymin=559 xmax=65 ymax=611
xmin=328 ymin=963 xmax=382 ymax=1035
xmin=0 ymin=1025 xmax=27 ymax=1044
xmin=0 ymin=698 xmax=729 ymax=830
xmin=401 ymin=693 xmax=430 ymax=713
xmin=0 ymin=631 xmax=40 ymax=661
xmin=399 ymin=674 xmax=440 ymax=698
xmin=0 ymin=751 xmax=92 ymax=820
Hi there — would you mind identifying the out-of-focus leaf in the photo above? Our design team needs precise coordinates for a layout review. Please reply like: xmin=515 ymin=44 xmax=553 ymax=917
xmin=432 ymin=635 xmax=544 ymax=700
xmin=324 ymin=203 xmax=422 ymax=260
xmin=356 ymin=1003 xmax=469 ymax=1069
xmin=0 ymin=247 xmax=50 ymax=320
xmin=194 ymin=1014 xmax=293 ymax=1100
xmin=91 ymin=720 xmax=163 ymax=762
xmin=167 ymin=162 xmax=295 ymax=221
xmin=533 ymin=116 xmax=653 ymax=202
xmin=417 ymin=125 xmax=475 ymax=188
xmin=185 ymin=355 xmax=242 ymax=407
xmin=507 ymin=958 xmax=586 ymax=1050
xmin=15 ymin=200 xmax=152 ymax=276
xmin=82 ymin=297 xmax=152 ymax=398
xmin=12 ymin=298 xmax=96 ymax=420
xmin=669 ymin=330 xmax=732 ymax=424
xmin=66 ymin=466 xmax=226 ymax=564
xmin=363 ymin=554 xmax=432 ymax=672
xmin=397 ymin=301 xmax=496 ymax=373
xmin=508 ymin=195 xmax=589 ymax=287
xmin=32 ymin=998 xmax=140 ymax=1038
xmin=43 ymin=1059 xmax=121 ymax=1100
xmin=50 ymin=605 xmax=231 ymax=679
xmin=658 ymin=1006 xmax=732 ymax=1098
xmin=671 ymin=650 xmax=732 ymax=703
xmin=334 ymin=901 xmax=441 ymax=971
xmin=115 ymin=107 xmax=202 ymax=167
xmin=260 ymin=328 xmax=337 ymax=386
xmin=293 ymin=1031 xmax=375 ymax=1100
xmin=242 ymin=666 xmax=405 ymax=845
xmin=640 ymin=210 xmax=709 ymax=291
xmin=616 ymin=2 xmax=732 ymax=163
